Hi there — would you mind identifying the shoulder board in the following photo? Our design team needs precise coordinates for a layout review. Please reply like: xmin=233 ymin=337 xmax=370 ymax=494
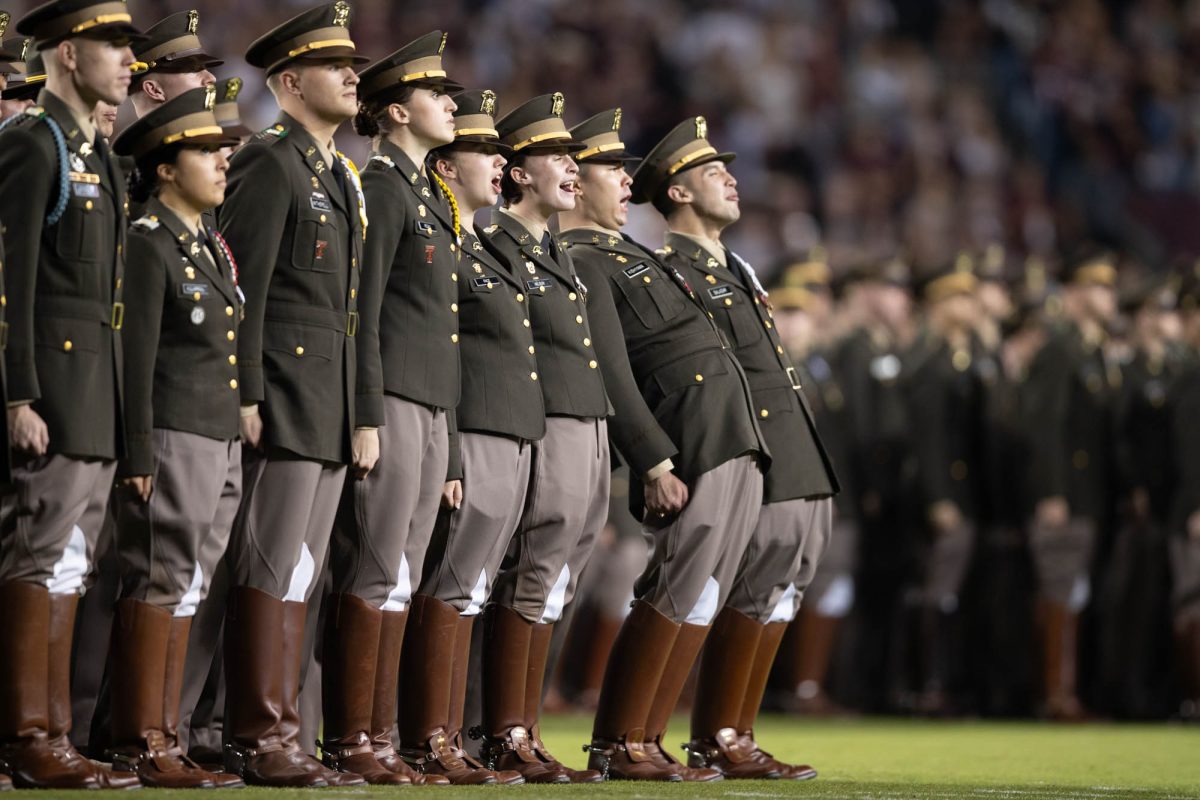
xmin=1 ymin=105 xmax=45 ymax=130
xmin=132 ymin=214 xmax=160 ymax=231
xmin=368 ymin=153 xmax=395 ymax=169
xmin=253 ymin=123 xmax=289 ymax=142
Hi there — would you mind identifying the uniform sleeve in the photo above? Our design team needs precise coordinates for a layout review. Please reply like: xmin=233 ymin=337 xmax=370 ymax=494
xmin=355 ymin=169 xmax=406 ymax=428
xmin=0 ymin=126 xmax=56 ymax=403
xmin=218 ymin=143 xmax=290 ymax=406
xmin=118 ymin=231 xmax=166 ymax=476
xmin=1024 ymin=338 xmax=1071 ymax=503
xmin=573 ymin=254 xmax=677 ymax=477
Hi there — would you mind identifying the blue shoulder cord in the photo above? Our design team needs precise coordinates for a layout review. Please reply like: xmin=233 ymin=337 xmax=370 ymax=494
xmin=0 ymin=109 xmax=71 ymax=226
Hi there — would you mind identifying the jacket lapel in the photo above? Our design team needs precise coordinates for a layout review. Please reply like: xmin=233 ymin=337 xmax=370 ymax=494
xmin=152 ymin=200 xmax=239 ymax=306
xmin=464 ymin=229 xmax=524 ymax=291
xmin=377 ymin=141 xmax=456 ymax=233
xmin=285 ymin=118 xmax=348 ymax=215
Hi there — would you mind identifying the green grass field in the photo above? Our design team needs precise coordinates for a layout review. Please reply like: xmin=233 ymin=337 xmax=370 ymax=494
xmin=9 ymin=714 xmax=1200 ymax=799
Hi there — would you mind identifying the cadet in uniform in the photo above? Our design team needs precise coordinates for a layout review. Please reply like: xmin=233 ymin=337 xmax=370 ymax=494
xmin=0 ymin=0 xmax=142 ymax=789
xmin=833 ymin=257 xmax=914 ymax=710
xmin=127 ymin=10 xmax=220 ymax=119
xmin=0 ymin=39 xmax=41 ymax=118
xmin=105 ymin=86 xmax=244 ymax=789
xmin=215 ymin=2 xmax=366 ymax=787
xmin=320 ymin=32 xmax=462 ymax=786
xmin=561 ymin=111 xmax=768 ymax=782
xmin=638 ymin=118 xmax=834 ymax=779
xmin=1024 ymin=249 xmax=1119 ymax=720
xmin=1169 ymin=268 xmax=1200 ymax=719
xmin=901 ymin=256 xmax=983 ymax=714
xmin=475 ymin=94 xmax=612 ymax=783
xmin=769 ymin=257 xmax=858 ymax=716
xmin=71 ymin=9 xmax=223 ymax=756
xmin=399 ymin=89 xmax=539 ymax=786
xmin=1103 ymin=278 xmax=1181 ymax=715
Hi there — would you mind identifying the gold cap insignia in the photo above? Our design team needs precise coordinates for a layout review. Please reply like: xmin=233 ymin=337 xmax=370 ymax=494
xmin=612 ymin=108 xmax=622 ymax=131
xmin=480 ymin=89 xmax=496 ymax=116
xmin=224 ymin=76 xmax=242 ymax=101
xmin=695 ymin=116 xmax=707 ymax=140
xmin=438 ymin=32 xmax=447 ymax=55
xmin=551 ymin=92 xmax=564 ymax=117
xmin=204 ymin=84 xmax=215 ymax=110
xmin=0 ymin=11 xmax=10 ymax=37
xmin=332 ymin=1 xmax=350 ymax=28
xmin=186 ymin=9 xmax=199 ymax=34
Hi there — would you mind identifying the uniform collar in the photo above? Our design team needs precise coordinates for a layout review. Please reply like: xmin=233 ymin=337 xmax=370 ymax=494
xmin=667 ymin=230 xmax=725 ymax=267
xmin=499 ymin=205 xmax=549 ymax=245
xmin=39 ymin=89 xmax=98 ymax=150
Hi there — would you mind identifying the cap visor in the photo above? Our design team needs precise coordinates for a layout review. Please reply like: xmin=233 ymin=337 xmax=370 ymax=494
xmin=441 ymin=136 xmax=513 ymax=156
xmin=520 ymin=139 xmax=587 ymax=154
xmin=152 ymin=52 xmax=226 ymax=72
xmin=0 ymin=82 xmax=38 ymax=100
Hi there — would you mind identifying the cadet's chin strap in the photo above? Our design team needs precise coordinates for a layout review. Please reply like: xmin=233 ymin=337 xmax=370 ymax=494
xmin=429 ymin=171 xmax=460 ymax=241
xmin=0 ymin=107 xmax=70 ymax=226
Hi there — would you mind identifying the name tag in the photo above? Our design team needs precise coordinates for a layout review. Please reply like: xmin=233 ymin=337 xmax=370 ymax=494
xmin=415 ymin=220 xmax=437 ymax=237
xmin=71 ymin=181 xmax=100 ymax=198
xmin=708 ymin=285 xmax=734 ymax=299
xmin=623 ymin=263 xmax=650 ymax=279
xmin=472 ymin=276 xmax=500 ymax=291
xmin=525 ymin=278 xmax=553 ymax=292
xmin=310 ymin=192 xmax=333 ymax=212
xmin=180 ymin=282 xmax=210 ymax=298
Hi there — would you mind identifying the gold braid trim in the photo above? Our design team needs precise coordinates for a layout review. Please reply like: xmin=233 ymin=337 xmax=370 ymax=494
xmin=429 ymin=171 xmax=460 ymax=240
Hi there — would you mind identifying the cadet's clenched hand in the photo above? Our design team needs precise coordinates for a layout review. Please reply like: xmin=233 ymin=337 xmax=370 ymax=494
xmin=442 ymin=480 xmax=463 ymax=510
xmin=8 ymin=403 xmax=49 ymax=455
xmin=644 ymin=471 xmax=689 ymax=520
xmin=240 ymin=407 xmax=263 ymax=450
xmin=352 ymin=428 xmax=380 ymax=478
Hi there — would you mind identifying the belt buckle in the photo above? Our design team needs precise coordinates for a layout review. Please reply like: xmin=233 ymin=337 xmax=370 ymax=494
xmin=111 ymin=302 xmax=125 ymax=331
xmin=346 ymin=310 xmax=359 ymax=337
xmin=786 ymin=366 xmax=801 ymax=390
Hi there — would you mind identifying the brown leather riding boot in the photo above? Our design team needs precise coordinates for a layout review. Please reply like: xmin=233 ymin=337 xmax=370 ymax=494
xmin=640 ymin=619 xmax=721 ymax=782
xmin=737 ymin=620 xmax=816 ymax=780
xmin=398 ymin=596 xmax=508 ymax=785
xmin=1039 ymin=600 xmax=1089 ymax=721
xmin=787 ymin=608 xmax=847 ymax=715
xmin=684 ymin=608 xmax=776 ymax=779
xmin=451 ymin=612 xmax=523 ymax=785
xmin=163 ymin=616 xmax=243 ymax=787
xmin=478 ymin=606 xmax=564 ymax=784
xmin=318 ymin=593 xmax=405 ymax=785
xmin=587 ymin=600 xmax=684 ymax=781
xmin=279 ymin=599 xmax=363 ymax=787
xmin=109 ymin=598 xmax=217 ymax=788
xmin=525 ymin=619 xmax=602 ymax=783
xmin=223 ymin=587 xmax=329 ymax=787
xmin=46 ymin=592 xmax=141 ymax=789
xmin=0 ymin=582 xmax=102 ymax=789
xmin=368 ymin=608 xmax=447 ymax=785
